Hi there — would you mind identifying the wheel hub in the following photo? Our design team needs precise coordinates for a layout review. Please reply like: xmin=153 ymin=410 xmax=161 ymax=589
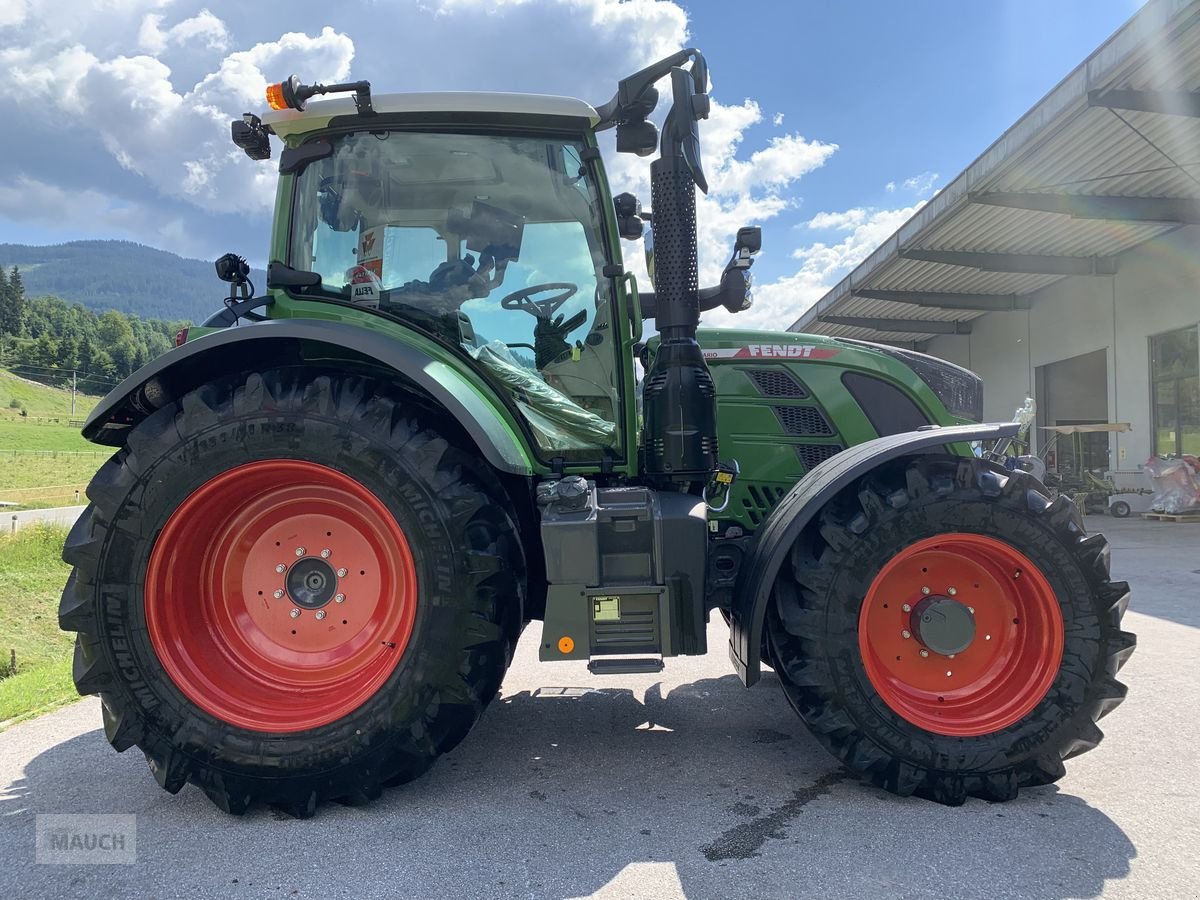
xmin=857 ymin=533 xmax=1064 ymax=737
xmin=286 ymin=557 xmax=339 ymax=609
xmin=144 ymin=459 xmax=418 ymax=733
xmin=910 ymin=595 xmax=975 ymax=656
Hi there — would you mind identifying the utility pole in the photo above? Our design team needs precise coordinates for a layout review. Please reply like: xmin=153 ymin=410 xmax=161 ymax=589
xmin=71 ymin=370 xmax=77 ymax=417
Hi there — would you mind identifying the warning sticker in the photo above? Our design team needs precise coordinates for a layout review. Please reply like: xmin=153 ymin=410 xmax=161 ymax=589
xmin=356 ymin=225 xmax=384 ymax=282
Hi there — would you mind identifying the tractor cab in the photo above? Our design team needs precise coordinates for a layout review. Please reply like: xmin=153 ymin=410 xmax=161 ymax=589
xmin=259 ymin=93 xmax=626 ymax=455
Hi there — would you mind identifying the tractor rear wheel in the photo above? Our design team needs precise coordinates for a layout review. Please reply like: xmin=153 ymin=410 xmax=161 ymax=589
xmin=767 ymin=456 xmax=1134 ymax=805
xmin=59 ymin=369 xmax=524 ymax=815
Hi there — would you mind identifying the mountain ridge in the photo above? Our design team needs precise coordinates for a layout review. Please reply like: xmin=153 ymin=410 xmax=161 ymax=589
xmin=0 ymin=240 xmax=268 ymax=325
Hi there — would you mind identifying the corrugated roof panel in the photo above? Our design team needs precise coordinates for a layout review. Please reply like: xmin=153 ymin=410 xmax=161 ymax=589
xmin=869 ymin=260 xmax=1061 ymax=296
xmin=912 ymin=203 xmax=1172 ymax=257
xmin=793 ymin=0 xmax=1200 ymax=337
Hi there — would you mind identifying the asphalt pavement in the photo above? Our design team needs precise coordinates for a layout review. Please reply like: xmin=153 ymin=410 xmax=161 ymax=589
xmin=4 ymin=505 xmax=87 ymax=533
xmin=1 ymin=515 xmax=1196 ymax=899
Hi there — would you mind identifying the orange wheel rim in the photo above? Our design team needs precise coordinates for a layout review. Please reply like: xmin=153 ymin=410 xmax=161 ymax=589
xmin=858 ymin=533 xmax=1063 ymax=737
xmin=145 ymin=460 xmax=417 ymax=733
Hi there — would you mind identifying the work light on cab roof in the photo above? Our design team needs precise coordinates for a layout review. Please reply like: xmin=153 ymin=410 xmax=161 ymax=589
xmin=231 ymin=76 xmax=373 ymax=161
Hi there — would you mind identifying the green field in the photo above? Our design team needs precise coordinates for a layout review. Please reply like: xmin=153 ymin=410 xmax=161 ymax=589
xmin=0 ymin=369 xmax=99 ymax=421
xmin=0 ymin=524 xmax=77 ymax=724
xmin=0 ymin=369 xmax=108 ymax=504
xmin=0 ymin=373 xmax=106 ymax=723
xmin=0 ymin=420 xmax=98 ymax=452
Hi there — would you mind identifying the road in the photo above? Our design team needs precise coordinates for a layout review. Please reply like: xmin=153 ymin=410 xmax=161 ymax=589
xmin=1 ymin=516 xmax=1197 ymax=899
xmin=4 ymin=505 xmax=87 ymax=533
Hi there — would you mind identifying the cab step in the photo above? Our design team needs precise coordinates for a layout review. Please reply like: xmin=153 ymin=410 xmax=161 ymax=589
xmin=587 ymin=657 xmax=665 ymax=675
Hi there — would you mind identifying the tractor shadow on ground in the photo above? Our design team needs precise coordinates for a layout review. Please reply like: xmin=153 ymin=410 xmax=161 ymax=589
xmin=0 ymin=674 xmax=1136 ymax=900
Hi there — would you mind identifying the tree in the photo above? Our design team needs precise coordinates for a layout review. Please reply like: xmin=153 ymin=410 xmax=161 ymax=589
xmin=0 ymin=265 xmax=21 ymax=337
xmin=5 ymin=266 xmax=24 ymax=335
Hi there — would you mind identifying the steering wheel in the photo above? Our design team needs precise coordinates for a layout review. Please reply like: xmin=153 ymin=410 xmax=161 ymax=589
xmin=500 ymin=283 xmax=578 ymax=319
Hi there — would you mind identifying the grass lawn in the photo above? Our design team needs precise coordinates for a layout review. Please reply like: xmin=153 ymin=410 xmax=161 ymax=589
xmin=0 ymin=451 xmax=106 ymax=497
xmin=0 ymin=420 xmax=98 ymax=452
xmin=0 ymin=369 xmax=99 ymax=420
xmin=0 ymin=524 xmax=78 ymax=725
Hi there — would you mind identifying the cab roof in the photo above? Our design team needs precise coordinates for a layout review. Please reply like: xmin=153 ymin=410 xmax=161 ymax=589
xmin=262 ymin=91 xmax=601 ymax=138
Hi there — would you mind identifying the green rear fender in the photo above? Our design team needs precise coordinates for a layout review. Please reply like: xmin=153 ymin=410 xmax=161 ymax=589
xmin=82 ymin=318 xmax=536 ymax=476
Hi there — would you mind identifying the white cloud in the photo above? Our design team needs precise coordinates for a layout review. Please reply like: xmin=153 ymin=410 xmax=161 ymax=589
xmin=0 ymin=0 xmax=850 ymax=331
xmin=0 ymin=0 xmax=696 ymax=258
xmin=902 ymin=170 xmax=939 ymax=196
xmin=0 ymin=0 xmax=29 ymax=27
xmin=137 ymin=10 xmax=230 ymax=55
xmin=806 ymin=208 xmax=867 ymax=231
xmin=705 ymin=202 xmax=925 ymax=331
xmin=885 ymin=180 xmax=896 ymax=193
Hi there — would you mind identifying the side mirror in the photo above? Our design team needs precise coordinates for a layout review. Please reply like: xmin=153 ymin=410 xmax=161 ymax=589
xmin=668 ymin=67 xmax=708 ymax=193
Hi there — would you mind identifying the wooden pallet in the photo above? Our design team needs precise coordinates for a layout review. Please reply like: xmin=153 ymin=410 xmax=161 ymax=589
xmin=1143 ymin=511 xmax=1200 ymax=522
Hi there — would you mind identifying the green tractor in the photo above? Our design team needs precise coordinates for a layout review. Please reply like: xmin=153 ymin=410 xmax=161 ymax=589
xmin=60 ymin=51 xmax=1134 ymax=816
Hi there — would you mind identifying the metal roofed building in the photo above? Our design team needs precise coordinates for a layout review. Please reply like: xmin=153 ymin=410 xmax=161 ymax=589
xmin=791 ymin=0 xmax=1200 ymax=489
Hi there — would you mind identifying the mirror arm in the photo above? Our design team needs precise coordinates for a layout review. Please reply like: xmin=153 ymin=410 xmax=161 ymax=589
xmin=595 ymin=48 xmax=699 ymax=129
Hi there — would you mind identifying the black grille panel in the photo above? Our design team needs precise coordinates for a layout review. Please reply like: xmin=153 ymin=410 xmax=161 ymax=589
xmin=740 ymin=483 xmax=788 ymax=526
xmin=795 ymin=443 xmax=844 ymax=471
xmin=841 ymin=340 xmax=983 ymax=422
xmin=773 ymin=405 xmax=834 ymax=436
xmin=746 ymin=369 xmax=809 ymax=398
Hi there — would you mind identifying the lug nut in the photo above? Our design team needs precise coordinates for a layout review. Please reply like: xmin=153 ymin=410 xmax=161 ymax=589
xmin=948 ymin=653 xmax=956 ymax=659
xmin=946 ymin=670 xmax=952 ymax=677
xmin=290 ymin=608 xmax=301 ymax=619
xmin=901 ymin=629 xmax=911 ymax=639
xmin=273 ymin=589 xmax=284 ymax=599
xmin=295 ymin=546 xmax=306 ymax=557
xmin=335 ymin=593 xmax=346 ymax=604
xmin=276 ymin=564 xmax=287 ymax=574
xmin=921 ymin=586 xmax=931 ymax=595
xmin=321 ymin=549 xmax=331 ymax=558
xmin=315 ymin=610 xmax=327 ymax=621
xmin=919 ymin=649 xmax=930 ymax=658
xmin=337 ymin=568 xmax=348 ymax=578
xmin=947 ymin=586 xmax=957 ymax=596
xmin=968 ymin=606 xmax=975 ymax=614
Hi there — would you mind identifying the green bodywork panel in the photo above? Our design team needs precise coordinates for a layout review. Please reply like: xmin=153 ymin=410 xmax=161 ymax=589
xmin=694 ymin=328 xmax=971 ymax=533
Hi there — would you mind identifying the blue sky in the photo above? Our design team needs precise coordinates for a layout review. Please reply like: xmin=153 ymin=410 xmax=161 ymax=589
xmin=690 ymin=0 xmax=1141 ymax=230
xmin=0 ymin=0 xmax=1145 ymax=325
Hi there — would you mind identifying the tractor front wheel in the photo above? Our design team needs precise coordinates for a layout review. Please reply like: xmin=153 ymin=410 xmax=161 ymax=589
xmin=767 ymin=456 xmax=1134 ymax=805
xmin=60 ymin=370 xmax=524 ymax=815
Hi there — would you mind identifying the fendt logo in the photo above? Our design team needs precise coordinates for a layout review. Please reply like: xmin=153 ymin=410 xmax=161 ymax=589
xmin=703 ymin=345 xmax=841 ymax=361
xmin=746 ymin=344 xmax=829 ymax=358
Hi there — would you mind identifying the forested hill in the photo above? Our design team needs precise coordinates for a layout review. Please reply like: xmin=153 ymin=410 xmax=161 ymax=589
xmin=0 ymin=241 xmax=267 ymax=325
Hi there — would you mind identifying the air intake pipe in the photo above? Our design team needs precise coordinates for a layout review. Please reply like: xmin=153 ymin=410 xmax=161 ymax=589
xmin=641 ymin=62 xmax=718 ymax=485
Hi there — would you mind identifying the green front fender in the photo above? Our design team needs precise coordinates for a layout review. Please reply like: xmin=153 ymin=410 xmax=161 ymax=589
xmin=83 ymin=318 xmax=536 ymax=476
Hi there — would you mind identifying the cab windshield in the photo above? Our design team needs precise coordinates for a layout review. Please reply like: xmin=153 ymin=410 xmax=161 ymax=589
xmin=289 ymin=130 xmax=621 ymax=455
